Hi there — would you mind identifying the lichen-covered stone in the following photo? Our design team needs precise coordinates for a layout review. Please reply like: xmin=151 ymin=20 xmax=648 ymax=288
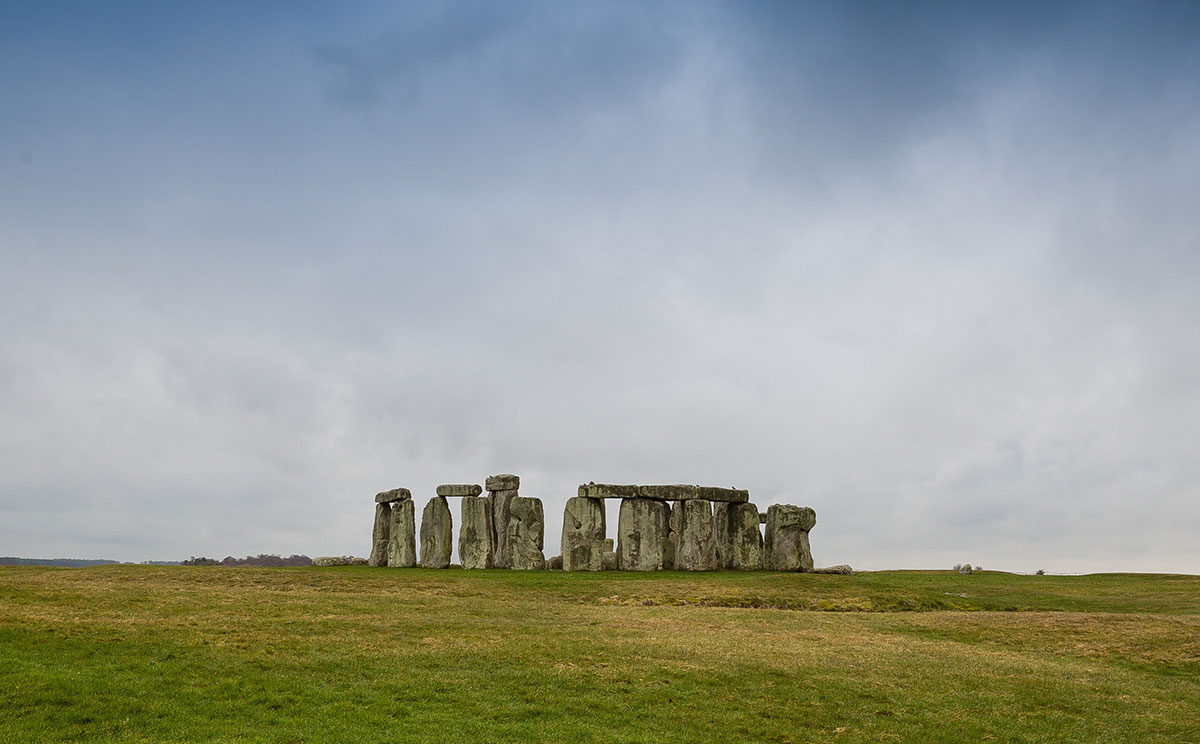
xmin=639 ymin=484 xmax=699 ymax=501
xmin=387 ymin=498 xmax=417 ymax=567
xmin=546 ymin=554 xmax=563 ymax=570
xmin=694 ymin=486 xmax=750 ymax=503
xmin=601 ymin=551 xmax=618 ymax=570
xmin=578 ymin=483 xmax=639 ymax=500
xmin=715 ymin=502 xmax=763 ymax=570
xmin=458 ymin=496 xmax=494 ymax=569
xmin=369 ymin=502 xmax=391 ymax=567
xmin=676 ymin=500 xmax=717 ymax=571
xmin=436 ymin=484 xmax=482 ymax=498
xmin=814 ymin=564 xmax=853 ymax=575
xmin=419 ymin=496 xmax=453 ymax=568
xmin=375 ymin=488 xmax=412 ymax=503
xmin=764 ymin=505 xmax=816 ymax=572
xmin=507 ymin=497 xmax=545 ymax=570
xmin=489 ymin=488 xmax=518 ymax=568
xmin=313 ymin=556 xmax=350 ymax=567
xmin=485 ymin=473 xmax=520 ymax=491
xmin=561 ymin=496 xmax=605 ymax=571
xmin=617 ymin=497 xmax=670 ymax=571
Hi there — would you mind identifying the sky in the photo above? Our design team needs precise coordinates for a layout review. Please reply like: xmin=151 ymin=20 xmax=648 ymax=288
xmin=2 ymin=1 xmax=1198 ymax=572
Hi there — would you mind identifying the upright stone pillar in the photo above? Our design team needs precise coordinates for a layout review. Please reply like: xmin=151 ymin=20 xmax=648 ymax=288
xmin=486 ymin=474 xmax=520 ymax=568
xmin=507 ymin=496 xmax=545 ymax=570
xmin=387 ymin=498 xmax=417 ymax=567
xmin=458 ymin=495 xmax=495 ymax=569
xmin=420 ymin=496 xmax=453 ymax=568
xmin=370 ymin=502 xmax=391 ymax=567
xmin=561 ymin=496 xmax=605 ymax=571
xmin=675 ymin=500 xmax=717 ymax=571
xmin=617 ymin=497 xmax=670 ymax=571
xmin=370 ymin=488 xmax=412 ymax=567
xmin=663 ymin=501 xmax=680 ymax=569
xmin=764 ymin=505 xmax=816 ymax=572
xmin=716 ymin=502 xmax=763 ymax=570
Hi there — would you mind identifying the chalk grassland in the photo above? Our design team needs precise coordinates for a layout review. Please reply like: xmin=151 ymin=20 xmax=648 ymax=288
xmin=1 ymin=568 xmax=1198 ymax=743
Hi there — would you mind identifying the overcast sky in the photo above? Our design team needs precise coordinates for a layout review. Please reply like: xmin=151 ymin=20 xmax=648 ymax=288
xmin=2 ymin=1 xmax=1198 ymax=572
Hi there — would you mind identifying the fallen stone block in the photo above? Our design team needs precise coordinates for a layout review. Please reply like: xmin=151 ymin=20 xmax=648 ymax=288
xmin=313 ymin=556 xmax=350 ymax=567
xmin=546 ymin=555 xmax=563 ymax=570
xmin=814 ymin=565 xmax=854 ymax=575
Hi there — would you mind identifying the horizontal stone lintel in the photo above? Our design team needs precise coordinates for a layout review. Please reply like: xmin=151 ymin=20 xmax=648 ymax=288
xmin=375 ymin=488 xmax=412 ymax=503
xmin=436 ymin=484 xmax=483 ymax=497
xmin=578 ymin=483 xmax=748 ymax=503
xmin=485 ymin=474 xmax=520 ymax=491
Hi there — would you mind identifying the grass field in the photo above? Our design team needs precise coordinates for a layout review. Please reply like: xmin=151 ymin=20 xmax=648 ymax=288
xmin=2 ymin=566 xmax=1198 ymax=743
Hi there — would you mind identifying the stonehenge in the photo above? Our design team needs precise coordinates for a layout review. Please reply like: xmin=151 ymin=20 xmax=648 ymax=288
xmin=368 ymin=478 xmax=823 ymax=573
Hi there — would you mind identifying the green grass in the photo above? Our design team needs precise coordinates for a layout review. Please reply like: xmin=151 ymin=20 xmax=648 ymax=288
xmin=2 ymin=566 xmax=1198 ymax=743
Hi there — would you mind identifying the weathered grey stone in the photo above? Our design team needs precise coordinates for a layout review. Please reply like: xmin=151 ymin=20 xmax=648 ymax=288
xmin=369 ymin=502 xmax=391 ymax=567
xmin=387 ymin=498 xmax=417 ymax=567
xmin=759 ymin=512 xmax=768 ymax=524
xmin=814 ymin=564 xmax=854 ymax=575
xmin=313 ymin=556 xmax=350 ymax=567
xmin=639 ymin=484 xmax=699 ymax=501
xmin=603 ymin=537 xmax=614 ymax=553
xmin=375 ymin=488 xmax=412 ymax=503
xmin=436 ymin=484 xmax=482 ymax=498
xmin=764 ymin=505 xmax=816 ymax=572
xmin=695 ymin=486 xmax=750 ymax=503
xmin=419 ymin=496 xmax=453 ymax=568
xmin=958 ymin=563 xmax=973 ymax=575
xmin=578 ymin=483 xmax=639 ymax=500
xmin=349 ymin=557 xmax=368 ymax=565
xmin=561 ymin=496 xmax=605 ymax=571
xmin=489 ymin=488 xmax=518 ymax=568
xmin=546 ymin=555 xmax=563 ymax=570
xmin=485 ymin=473 xmax=520 ymax=491
xmin=676 ymin=500 xmax=718 ymax=571
xmin=507 ymin=497 xmax=545 ymax=570
xmin=601 ymin=551 xmax=618 ymax=570
xmin=617 ymin=497 xmax=670 ymax=571
xmin=663 ymin=501 xmax=680 ymax=569
xmin=458 ymin=496 xmax=495 ymax=569
xmin=715 ymin=502 xmax=763 ymax=570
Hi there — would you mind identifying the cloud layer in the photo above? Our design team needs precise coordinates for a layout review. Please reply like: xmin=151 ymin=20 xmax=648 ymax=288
xmin=2 ymin=2 xmax=1198 ymax=571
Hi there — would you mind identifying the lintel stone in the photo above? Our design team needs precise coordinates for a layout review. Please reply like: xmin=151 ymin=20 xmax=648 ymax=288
xmin=375 ymin=488 xmax=412 ymax=503
xmin=436 ymin=484 xmax=483 ymax=497
xmin=485 ymin=474 xmax=520 ymax=491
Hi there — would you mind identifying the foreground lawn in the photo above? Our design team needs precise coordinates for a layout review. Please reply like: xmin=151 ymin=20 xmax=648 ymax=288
xmin=1 ymin=566 xmax=1198 ymax=743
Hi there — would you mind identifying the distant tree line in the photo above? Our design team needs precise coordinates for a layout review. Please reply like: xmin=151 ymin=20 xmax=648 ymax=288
xmin=182 ymin=554 xmax=312 ymax=567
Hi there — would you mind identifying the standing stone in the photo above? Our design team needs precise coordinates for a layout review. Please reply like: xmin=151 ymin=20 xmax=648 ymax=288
xmin=420 ymin=496 xmax=453 ymax=568
xmin=369 ymin=502 xmax=391 ymax=567
xmin=458 ymin=496 xmax=495 ymax=569
xmin=387 ymin=498 xmax=417 ymax=567
xmin=764 ymin=505 xmax=816 ymax=572
xmin=675 ymin=500 xmax=717 ymax=571
xmin=486 ymin=474 xmax=520 ymax=568
xmin=617 ymin=497 xmax=671 ymax=571
xmin=715 ymin=502 xmax=763 ymax=570
xmin=663 ymin=501 xmax=681 ymax=569
xmin=561 ymin=496 xmax=605 ymax=571
xmin=507 ymin=496 xmax=545 ymax=570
